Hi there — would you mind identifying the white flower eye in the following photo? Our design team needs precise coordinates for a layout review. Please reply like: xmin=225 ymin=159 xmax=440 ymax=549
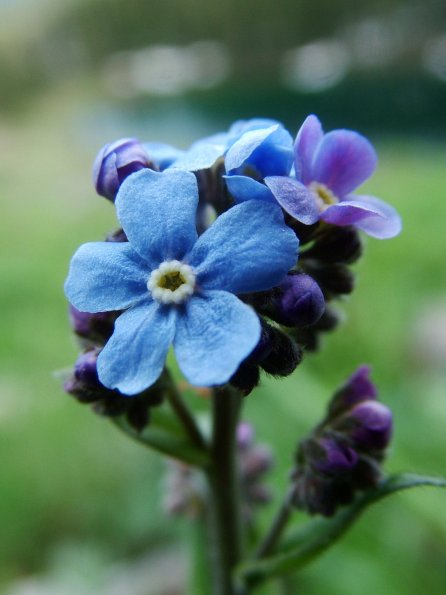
xmin=147 ymin=260 xmax=196 ymax=304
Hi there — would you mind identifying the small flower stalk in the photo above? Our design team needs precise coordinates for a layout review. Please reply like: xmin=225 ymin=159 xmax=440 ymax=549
xmin=61 ymin=114 xmax=417 ymax=595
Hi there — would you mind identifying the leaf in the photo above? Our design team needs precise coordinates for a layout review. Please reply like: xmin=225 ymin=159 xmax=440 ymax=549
xmin=237 ymin=473 xmax=446 ymax=587
xmin=112 ymin=416 xmax=210 ymax=468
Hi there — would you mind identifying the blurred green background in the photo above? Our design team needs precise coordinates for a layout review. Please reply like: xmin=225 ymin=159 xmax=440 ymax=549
xmin=1 ymin=0 xmax=446 ymax=593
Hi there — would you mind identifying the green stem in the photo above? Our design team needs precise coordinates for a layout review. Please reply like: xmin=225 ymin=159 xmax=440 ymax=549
xmin=164 ymin=369 xmax=208 ymax=451
xmin=255 ymin=488 xmax=294 ymax=558
xmin=207 ymin=385 xmax=244 ymax=595
xmin=237 ymin=473 xmax=446 ymax=588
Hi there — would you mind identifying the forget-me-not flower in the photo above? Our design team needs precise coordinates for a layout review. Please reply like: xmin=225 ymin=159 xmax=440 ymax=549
xmin=65 ymin=168 xmax=298 ymax=395
xmin=223 ymin=124 xmax=320 ymax=226
xmin=151 ymin=118 xmax=283 ymax=173
xmin=292 ymin=115 xmax=402 ymax=239
xmin=223 ymin=115 xmax=401 ymax=239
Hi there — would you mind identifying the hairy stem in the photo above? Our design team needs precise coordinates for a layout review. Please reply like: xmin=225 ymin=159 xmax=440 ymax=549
xmin=207 ymin=385 xmax=244 ymax=595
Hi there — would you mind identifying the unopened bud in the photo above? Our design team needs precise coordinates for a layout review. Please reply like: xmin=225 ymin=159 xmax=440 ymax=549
xmin=93 ymin=138 xmax=156 ymax=201
xmin=273 ymin=273 xmax=325 ymax=327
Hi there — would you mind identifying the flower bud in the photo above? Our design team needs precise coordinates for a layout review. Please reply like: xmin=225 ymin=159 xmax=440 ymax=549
xmin=64 ymin=349 xmax=163 ymax=431
xmin=74 ymin=347 xmax=101 ymax=386
xmin=304 ymin=263 xmax=355 ymax=296
xmin=311 ymin=437 xmax=359 ymax=476
xmin=290 ymin=366 xmax=393 ymax=516
xmin=69 ymin=305 xmax=118 ymax=345
xmin=93 ymin=138 xmax=156 ymax=201
xmin=302 ymin=226 xmax=363 ymax=264
xmin=260 ymin=328 xmax=303 ymax=376
xmin=230 ymin=362 xmax=260 ymax=396
xmin=327 ymin=365 xmax=377 ymax=419
xmin=343 ymin=401 xmax=393 ymax=452
xmin=272 ymin=273 xmax=325 ymax=327
xmin=237 ymin=421 xmax=254 ymax=450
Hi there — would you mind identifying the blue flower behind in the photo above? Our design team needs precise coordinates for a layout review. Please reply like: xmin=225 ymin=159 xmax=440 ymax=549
xmin=65 ymin=169 xmax=298 ymax=395
xmin=222 ymin=115 xmax=401 ymax=239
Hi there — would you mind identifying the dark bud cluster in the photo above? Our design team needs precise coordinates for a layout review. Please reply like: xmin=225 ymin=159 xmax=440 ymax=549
xmin=230 ymin=320 xmax=303 ymax=395
xmin=230 ymin=221 xmax=363 ymax=393
xmin=64 ymin=348 xmax=163 ymax=432
xmin=290 ymin=366 xmax=393 ymax=516
xmin=290 ymin=222 xmax=363 ymax=352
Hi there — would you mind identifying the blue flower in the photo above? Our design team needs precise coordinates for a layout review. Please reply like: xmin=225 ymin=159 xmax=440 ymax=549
xmin=223 ymin=123 xmax=320 ymax=226
xmin=163 ymin=118 xmax=283 ymax=172
xmin=65 ymin=169 xmax=298 ymax=395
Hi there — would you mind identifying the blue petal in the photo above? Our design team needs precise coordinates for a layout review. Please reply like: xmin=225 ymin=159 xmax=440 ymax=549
xmin=116 ymin=169 xmax=198 ymax=264
xmin=225 ymin=125 xmax=293 ymax=176
xmin=264 ymin=176 xmax=319 ymax=225
xmin=174 ymin=291 xmax=260 ymax=386
xmin=97 ymin=301 xmax=176 ymax=395
xmin=228 ymin=118 xmax=282 ymax=137
xmin=224 ymin=175 xmax=276 ymax=203
xmin=188 ymin=201 xmax=298 ymax=293
xmin=64 ymin=242 xmax=148 ymax=312
xmin=143 ymin=142 xmax=184 ymax=170
xmin=170 ymin=141 xmax=225 ymax=171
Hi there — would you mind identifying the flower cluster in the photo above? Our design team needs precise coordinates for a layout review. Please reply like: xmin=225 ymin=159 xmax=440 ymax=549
xmin=290 ymin=366 xmax=393 ymax=516
xmin=65 ymin=115 xmax=401 ymax=408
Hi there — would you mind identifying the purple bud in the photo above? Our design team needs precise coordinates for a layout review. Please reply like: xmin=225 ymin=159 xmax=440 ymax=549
xmin=250 ymin=323 xmax=274 ymax=363
xmin=73 ymin=348 xmax=101 ymax=386
xmin=312 ymin=438 xmax=359 ymax=475
xmin=328 ymin=365 xmax=377 ymax=418
xmin=273 ymin=273 xmax=325 ymax=327
xmin=237 ymin=422 xmax=254 ymax=449
xmin=348 ymin=401 xmax=393 ymax=451
xmin=69 ymin=305 xmax=117 ymax=344
xmin=92 ymin=138 xmax=156 ymax=201
xmin=241 ymin=445 xmax=274 ymax=479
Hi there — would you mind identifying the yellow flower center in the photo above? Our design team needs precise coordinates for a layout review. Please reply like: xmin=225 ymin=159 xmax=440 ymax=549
xmin=309 ymin=182 xmax=338 ymax=212
xmin=147 ymin=260 xmax=196 ymax=304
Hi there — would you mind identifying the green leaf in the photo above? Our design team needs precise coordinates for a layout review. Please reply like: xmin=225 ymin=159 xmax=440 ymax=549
xmin=112 ymin=416 xmax=210 ymax=468
xmin=237 ymin=473 xmax=446 ymax=587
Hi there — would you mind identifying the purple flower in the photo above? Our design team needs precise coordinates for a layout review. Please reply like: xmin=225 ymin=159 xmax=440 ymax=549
xmin=292 ymin=115 xmax=402 ymax=239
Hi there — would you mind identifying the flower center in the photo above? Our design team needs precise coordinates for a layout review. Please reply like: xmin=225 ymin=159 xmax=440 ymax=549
xmin=309 ymin=182 xmax=338 ymax=212
xmin=147 ymin=260 xmax=196 ymax=304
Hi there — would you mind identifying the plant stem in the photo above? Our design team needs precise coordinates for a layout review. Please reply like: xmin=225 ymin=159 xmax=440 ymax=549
xmin=207 ymin=385 xmax=244 ymax=595
xmin=164 ymin=369 xmax=208 ymax=451
xmin=255 ymin=488 xmax=294 ymax=558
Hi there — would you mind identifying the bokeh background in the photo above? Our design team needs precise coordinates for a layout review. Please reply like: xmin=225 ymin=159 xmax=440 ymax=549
xmin=1 ymin=0 xmax=446 ymax=593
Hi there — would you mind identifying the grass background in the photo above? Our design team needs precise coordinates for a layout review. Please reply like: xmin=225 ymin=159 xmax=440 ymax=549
xmin=1 ymin=81 xmax=446 ymax=594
